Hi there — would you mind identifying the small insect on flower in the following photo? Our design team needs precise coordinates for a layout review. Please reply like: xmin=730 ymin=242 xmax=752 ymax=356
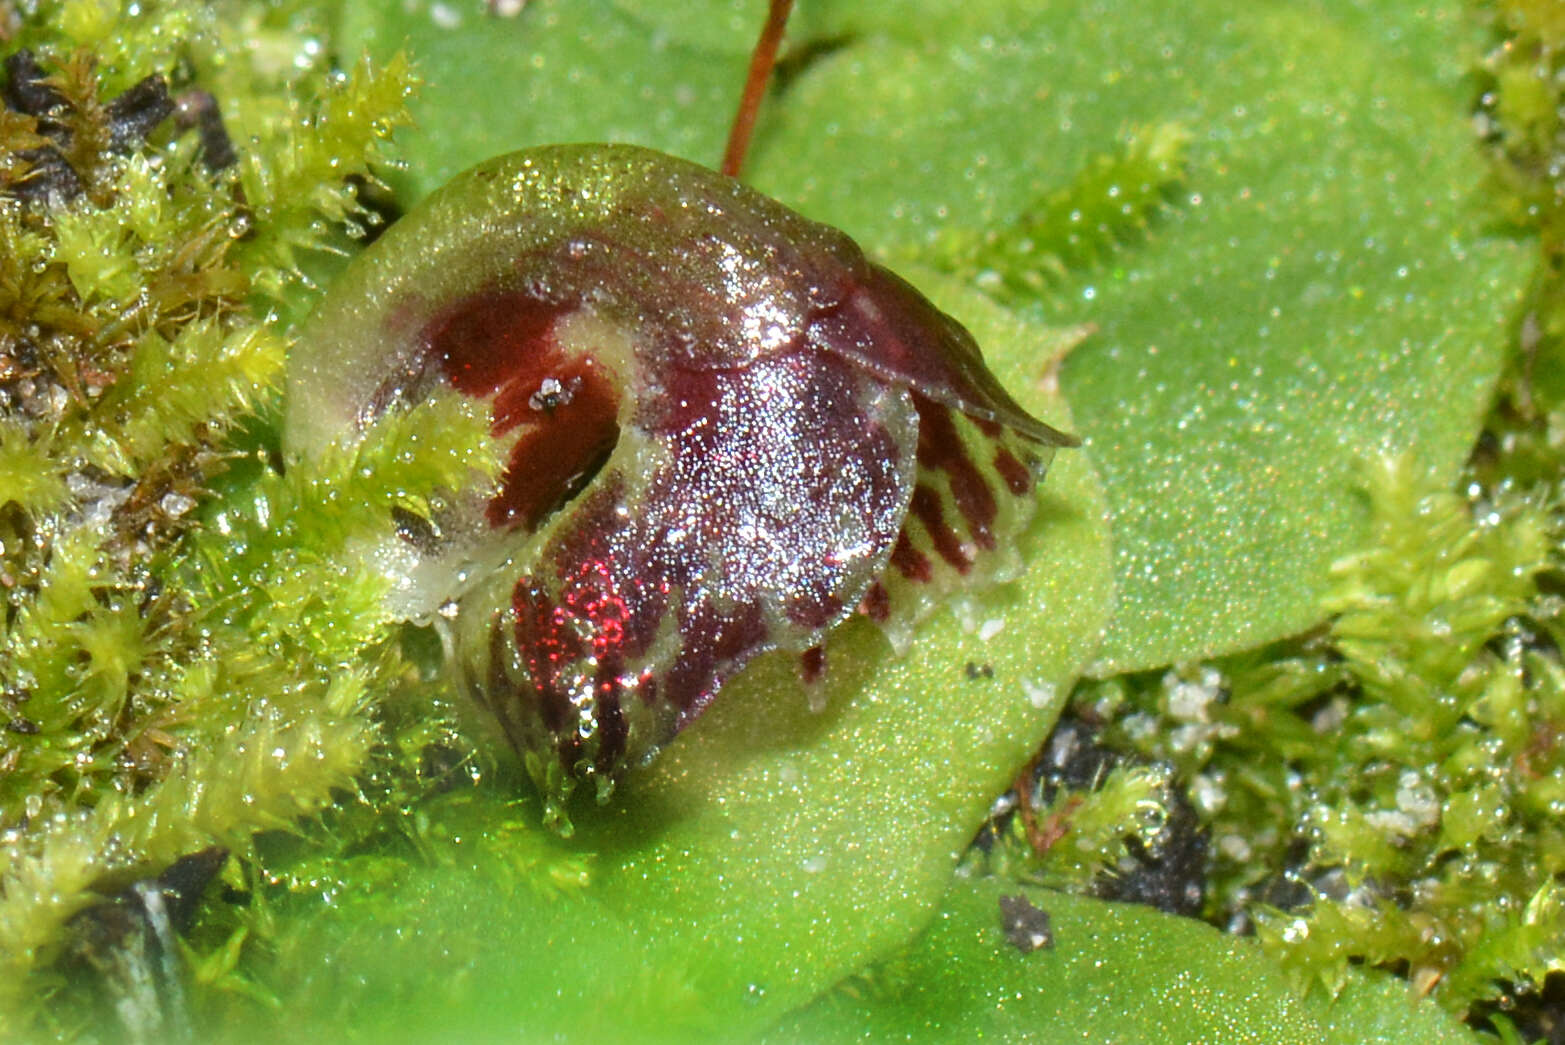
xmin=284 ymin=2 xmax=1076 ymax=832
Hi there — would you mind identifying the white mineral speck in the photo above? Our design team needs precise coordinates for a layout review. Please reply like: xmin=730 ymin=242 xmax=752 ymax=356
xmin=1190 ymin=772 xmax=1227 ymax=816
xmin=1395 ymin=770 xmax=1441 ymax=829
xmin=1311 ymin=695 xmax=1349 ymax=733
xmin=1021 ymin=678 xmax=1056 ymax=710
xmin=160 ymin=491 xmax=196 ymax=518
xmin=1217 ymin=834 xmax=1252 ymax=862
xmin=1364 ymin=809 xmax=1418 ymax=839
xmin=1122 ymin=713 xmax=1159 ymax=743
xmin=1165 ymin=666 xmax=1223 ymax=722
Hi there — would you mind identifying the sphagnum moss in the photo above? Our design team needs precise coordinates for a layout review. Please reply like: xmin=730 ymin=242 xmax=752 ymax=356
xmin=0 ymin=2 xmax=434 ymax=1036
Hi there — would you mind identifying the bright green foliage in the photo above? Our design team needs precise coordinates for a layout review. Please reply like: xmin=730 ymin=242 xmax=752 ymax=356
xmin=1079 ymin=455 xmax=1565 ymax=1014
xmin=230 ymin=49 xmax=417 ymax=296
xmin=0 ymin=3 xmax=416 ymax=1036
xmin=767 ymin=881 xmax=1483 ymax=1044
xmin=7 ymin=2 xmax=418 ymax=296
xmin=190 ymin=393 xmax=500 ymax=658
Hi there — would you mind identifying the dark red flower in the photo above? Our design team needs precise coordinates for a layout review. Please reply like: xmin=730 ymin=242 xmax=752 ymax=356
xmin=287 ymin=144 xmax=1075 ymax=831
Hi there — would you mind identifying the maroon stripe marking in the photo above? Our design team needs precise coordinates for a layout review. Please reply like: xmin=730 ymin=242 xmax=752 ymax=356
xmin=890 ymin=531 xmax=932 ymax=582
xmin=910 ymin=483 xmax=972 ymax=572
xmin=994 ymin=447 xmax=1034 ymax=495
xmin=786 ymin=593 xmax=844 ymax=630
xmin=800 ymin=645 xmax=826 ymax=684
xmin=593 ymin=662 xmax=629 ymax=773
xmin=914 ymin=396 xmax=997 ymax=550
xmin=860 ymin=580 xmax=892 ymax=621
xmin=664 ymin=603 xmax=768 ymax=716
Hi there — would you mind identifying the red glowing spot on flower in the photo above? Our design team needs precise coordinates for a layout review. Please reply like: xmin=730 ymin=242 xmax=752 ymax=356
xmin=426 ymin=290 xmax=622 ymax=531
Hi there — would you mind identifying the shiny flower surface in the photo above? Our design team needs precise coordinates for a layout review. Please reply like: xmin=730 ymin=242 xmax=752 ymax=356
xmin=287 ymin=144 xmax=1073 ymax=828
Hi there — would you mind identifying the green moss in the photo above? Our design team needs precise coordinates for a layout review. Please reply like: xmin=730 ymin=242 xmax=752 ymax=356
xmin=978 ymin=761 xmax=1175 ymax=893
xmin=0 ymin=3 xmax=419 ymax=1036
xmin=1476 ymin=0 xmax=1565 ymax=422
xmin=931 ymin=121 xmax=1190 ymax=304
xmin=1067 ymin=454 xmax=1565 ymax=1013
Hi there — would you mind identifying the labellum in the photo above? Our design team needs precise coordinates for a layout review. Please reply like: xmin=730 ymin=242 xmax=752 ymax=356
xmin=285 ymin=10 xmax=1076 ymax=832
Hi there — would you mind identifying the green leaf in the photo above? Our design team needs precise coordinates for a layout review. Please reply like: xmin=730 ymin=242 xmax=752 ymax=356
xmin=336 ymin=0 xmax=749 ymax=198
xmin=764 ymin=878 xmax=1484 ymax=1044
xmin=348 ymin=0 xmax=1529 ymax=673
